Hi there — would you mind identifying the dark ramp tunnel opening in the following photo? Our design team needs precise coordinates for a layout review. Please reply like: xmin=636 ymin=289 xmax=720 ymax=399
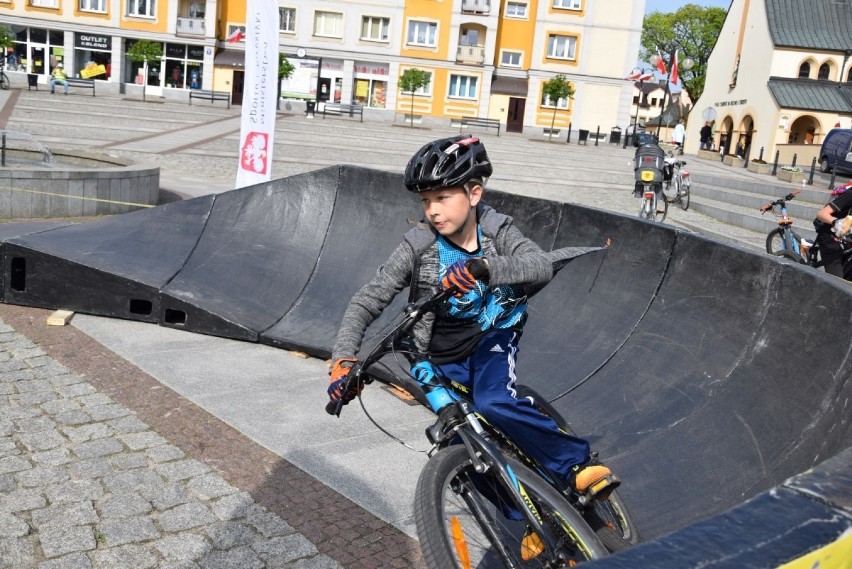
xmin=0 ymin=165 xmax=849 ymax=562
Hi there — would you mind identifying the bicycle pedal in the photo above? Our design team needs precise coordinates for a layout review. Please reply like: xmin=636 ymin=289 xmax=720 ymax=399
xmin=587 ymin=475 xmax=620 ymax=502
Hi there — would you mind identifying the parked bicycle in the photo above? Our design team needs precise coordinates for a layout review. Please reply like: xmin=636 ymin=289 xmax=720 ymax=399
xmin=634 ymin=143 xmax=667 ymax=223
xmin=760 ymin=189 xmax=805 ymax=262
xmin=662 ymin=152 xmax=691 ymax=211
xmin=0 ymin=64 xmax=10 ymax=91
xmin=327 ymin=287 xmax=639 ymax=568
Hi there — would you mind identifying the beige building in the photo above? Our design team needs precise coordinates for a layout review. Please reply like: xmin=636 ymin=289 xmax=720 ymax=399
xmin=686 ymin=0 xmax=852 ymax=165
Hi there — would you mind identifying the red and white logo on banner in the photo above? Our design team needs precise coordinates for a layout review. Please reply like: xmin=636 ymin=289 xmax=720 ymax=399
xmin=240 ymin=132 xmax=269 ymax=175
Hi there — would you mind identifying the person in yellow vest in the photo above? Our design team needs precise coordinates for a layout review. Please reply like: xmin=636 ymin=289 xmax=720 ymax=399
xmin=50 ymin=62 xmax=68 ymax=95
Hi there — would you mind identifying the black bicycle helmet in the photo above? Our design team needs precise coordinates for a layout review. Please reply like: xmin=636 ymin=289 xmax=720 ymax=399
xmin=404 ymin=135 xmax=493 ymax=193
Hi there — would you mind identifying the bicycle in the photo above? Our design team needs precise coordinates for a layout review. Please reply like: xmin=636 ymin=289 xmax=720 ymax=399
xmin=638 ymin=183 xmax=667 ymax=223
xmin=662 ymin=152 xmax=691 ymax=211
xmin=634 ymin=144 xmax=668 ymax=223
xmin=327 ymin=287 xmax=639 ymax=568
xmin=760 ymin=189 xmax=805 ymax=263
xmin=0 ymin=64 xmax=10 ymax=91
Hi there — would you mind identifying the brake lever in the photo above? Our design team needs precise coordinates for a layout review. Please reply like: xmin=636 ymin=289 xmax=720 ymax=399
xmin=325 ymin=363 xmax=363 ymax=417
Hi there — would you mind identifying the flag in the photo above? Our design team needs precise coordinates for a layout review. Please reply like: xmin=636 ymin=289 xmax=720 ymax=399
xmin=227 ymin=27 xmax=245 ymax=43
xmin=655 ymin=47 xmax=667 ymax=75
xmin=670 ymin=50 xmax=679 ymax=85
xmin=235 ymin=1 xmax=280 ymax=188
xmin=625 ymin=71 xmax=654 ymax=82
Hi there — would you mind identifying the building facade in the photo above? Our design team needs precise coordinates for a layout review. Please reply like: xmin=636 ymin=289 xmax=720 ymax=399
xmin=1 ymin=0 xmax=645 ymax=135
xmin=686 ymin=0 xmax=852 ymax=163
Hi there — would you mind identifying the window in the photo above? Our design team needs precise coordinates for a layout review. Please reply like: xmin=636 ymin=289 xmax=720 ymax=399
xmin=314 ymin=11 xmax=343 ymax=38
xmin=79 ymin=0 xmax=106 ymax=12
xmin=798 ymin=62 xmax=810 ymax=78
xmin=227 ymin=25 xmax=245 ymax=42
xmin=449 ymin=74 xmax=478 ymax=99
xmin=553 ymin=0 xmax=581 ymax=9
xmin=400 ymin=71 xmax=433 ymax=95
xmin=361 ymin=16 xmax=390 ymax=42
xmin=818 ymin=63 xmax=830 ymax=80
xmin=847 ymin=67 xmax=852 ymax=82
xmin=506 ymin=1 xmax=527 ymax=17
xmin=541 ymin=91 xmax=569 ymax=109
xmin=407 ymin=20 xmax=437 ymax=47
xmin=547 ymin=34 xmax=576 ymax=60
xmin=501 ymin=51 xmax=522 ymax=67
xmin=127 ymin=0 xmax=155 ymax=17
xmin=280 ymin=8 xmax=296 ymax=33
xmin=29 ymin=0 xmax=58 ymax=6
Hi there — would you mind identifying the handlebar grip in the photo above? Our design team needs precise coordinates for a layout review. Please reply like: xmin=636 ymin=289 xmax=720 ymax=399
xmin=325 ymin=398 xmax=344 ymax=416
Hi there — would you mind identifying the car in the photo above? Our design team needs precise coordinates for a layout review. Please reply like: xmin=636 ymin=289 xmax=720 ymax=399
xmin=819 ymin=128 xmax=852 ymax=175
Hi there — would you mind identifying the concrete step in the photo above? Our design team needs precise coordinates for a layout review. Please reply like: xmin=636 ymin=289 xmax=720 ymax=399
xmin=688 ymin=191 xmax=817 ymax=241
xmin=689 ymin=181 xmax=822 ymax=220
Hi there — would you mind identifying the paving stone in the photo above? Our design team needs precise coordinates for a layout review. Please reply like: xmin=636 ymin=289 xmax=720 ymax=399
xmin=145 ymin=444 xmax=185 ymax=463
xmin=0 ymin=537 xmax=36 ymax=568
xmin=46 ymin=373 xmax=82 ymax=386
xmin=204 ymin=521 xmax=256 ymax=549
xmin=0 ymin=439 xmax=18 ymax=456
xmin=62 ymin=423 xmax=111 ymax=443
xmin=15 ymin=379 xmax=52 ymax=393
xmin=0 ymin=512 xmax=30 ymax=537
xmin=142 ymin=482 xmax=192 ymax=511
xmin=55 ymin=411 xmax=93 ymax=426
xmin=0 ymin=369 xmax=37 ymax=383
xmin=0 ymin=455 xmax=31 ymax=474
xmin=86 ymin=404 xmax=131 ymax=421
xmin=40 ymin=398 xmax=82 ymax=415
xmin=15 ymin=416 xmax=56 ymax=434
xmin=97 ymin=493 xmax=152 ymax=519
xmin=38 ymin=551 xmax=93 ymax=569
xmin=199 ymin=545 xmax=263 ymax=569
xmin=16 ymin=465 xmax=70 ymax=488
xmin=187 ymin=474 xmax=237 ymax=500
xmin=0 ymin=488 xmax=46 ymax=512
xmin=98 ymin=517 xmax=161 ymax=547
xmin=155 ymin=459 xmax=210 ymax=482
xmin=120 ymin=431 xmax=170 ymax=451
xmin=12 ymin=391 xmax=58 ymax=406
xmin=104 ymin=469 xmax=165 ymax=495
xmin=158 ymin=501 xmax=217 ymax=532
xmin=75 ymin=393 xmax=114 ymax=407
xmin=153 ymin=533 xmax=213 ymax=562
xmin=32 ymin=447 xmax=72 ymax=466
xmin=67 ymin=458 xmax=112 ymax=479
xmin=111 ymin=452 xmax=148 ymax=471
xmin=56 ymin=383 xmax=97 ymax=399
xmin=0 ymin=384 xmax=13 ymax=396
xmin=46 ymin=479 xmax=104 ymax=505
xmin=31 ymin=501 xmax=99 ymax=529
xmin=107 ymin=415 xmax=149 ymax=434
xmin=211 ymin=491 xmax=255 ymax=521
xmin=89 ymin=544 xmax=157 ymax=569
xmin=245 ymin=508 xmax=295 ymax=538
xmin=16 ymin=347 xmax=47 ymax=360
xmin=159 ymin=562 xmax=201 ymax=569
xmin=1 ymin=406 xmax=41 ymax=420
xmin=19 ymin=429 xmax=66 ymax=452
xmin=31 ymin=363 xmax=72 ymax=379
xmin=39 ymin=525 xmax=96 ymax=558
xmin=0 ymin=473 xmax=16 ymax=493
xmin=284 ymin=554 xmax=344 ymax=569
xmin=254 ymin=534 xmax=319 ymax=567
xmin=71 ymin=437 xmax=124 ymax=459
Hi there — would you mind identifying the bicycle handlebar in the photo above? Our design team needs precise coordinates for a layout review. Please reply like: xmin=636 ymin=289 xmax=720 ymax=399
xmin=759 ymin=188 xmax=801 ymax=214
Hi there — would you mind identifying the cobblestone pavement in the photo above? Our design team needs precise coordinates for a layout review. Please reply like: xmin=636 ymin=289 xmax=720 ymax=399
xmin=0 ymin=305 xmax=422 ymax=569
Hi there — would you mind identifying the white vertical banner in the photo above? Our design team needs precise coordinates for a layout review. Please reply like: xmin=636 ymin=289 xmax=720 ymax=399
xmin=235 ymin=0 xmax=280 ymax=189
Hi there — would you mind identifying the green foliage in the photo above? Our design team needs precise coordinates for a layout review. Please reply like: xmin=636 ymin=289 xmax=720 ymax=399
xmin=278 ymin=55 xmax=295 ymax=80
xmin=542 ymin=74 xmax=574 ymax=142
xmin=126 ymin=39 xmax=163 ymax=63
xmin=641 ymin=3 xmax=727 ymax=102
xmin=399 ymin=68 xmax=431 ymax=127
xmin=0 ymin=27 xmax=14 ymax=51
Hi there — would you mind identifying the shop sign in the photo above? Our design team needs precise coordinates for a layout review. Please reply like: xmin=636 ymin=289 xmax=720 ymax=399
xmin=75 ymin=34 xmax=110 ymax=51
xmin=166 ymin=44 xmax=187 ymax=59
xmin=714 ymin=99 xmax=747 ymax=107
xmin=354 ymin=62 xmax=388 ymax=76
xmin=188 ymin=45 xmax=204 ymax=61
xmin=80 ymin=64 xmax=107 ymax=79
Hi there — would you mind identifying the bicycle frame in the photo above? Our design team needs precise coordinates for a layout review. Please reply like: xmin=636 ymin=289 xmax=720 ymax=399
xmin=761 ymin=190 xmax=804 ymax=259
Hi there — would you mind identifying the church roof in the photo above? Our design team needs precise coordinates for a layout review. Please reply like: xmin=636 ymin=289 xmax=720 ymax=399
xmin=767 ymin=76 xmax=852 ymax=113
xmin=765 ymin=0 xmax=852 ymax=52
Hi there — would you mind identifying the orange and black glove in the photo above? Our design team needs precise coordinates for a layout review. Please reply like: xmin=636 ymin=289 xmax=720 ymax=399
xmin=440 ymin=258 xmax=489 ymax=296
xmin=327 ymin=357 xmax=360 ymax=404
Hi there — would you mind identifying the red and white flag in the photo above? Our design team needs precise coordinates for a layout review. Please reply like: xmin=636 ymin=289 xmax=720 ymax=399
xmin=670 ymin=50 xmax=679 ymax=85
xmin=655 ymin=47 xmax=667 ymax=75
xmin=227 ymin=27 xmax=245 ymax=44
xmin=625 ymin=71 xmax=654 ymax=81
xmin=235 ymin=0 xmax=279 ymax=188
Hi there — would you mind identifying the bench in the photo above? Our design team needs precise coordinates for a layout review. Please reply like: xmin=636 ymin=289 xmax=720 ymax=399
xmin=321 ymin=102 xmax=363 ymax=122
xmin=65 ymin=78 xmax=96 ymax=96
xmin=189 ymin=89 xmax=231 ymax=109
xmin=460 ymin=116 xmax=500 ymax=136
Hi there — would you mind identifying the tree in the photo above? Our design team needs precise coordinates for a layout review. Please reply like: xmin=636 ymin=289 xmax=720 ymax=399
xmin=278 ymin=54 xmax=295 ymax=81
xmin=541 ymin=74 xmax=574 ymax=142
xmin=641 ymin=3 xmax=727 ymax=103
xmin=398 ymin=68 xmax=430 ymax=127
xmin=0 ymin=27 xmax=14 ymax=51
xmin=127 ymin=39 xmax=164 ymax=102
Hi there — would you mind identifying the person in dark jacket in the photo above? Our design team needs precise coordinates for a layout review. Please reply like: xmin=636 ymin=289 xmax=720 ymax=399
xmin=814 ymin=187 xmax=852 ymax=280
xmin=699 ymin=122 xmax=712 ymax=150
xmin=328 ymin=135 xmax=619 ymax=505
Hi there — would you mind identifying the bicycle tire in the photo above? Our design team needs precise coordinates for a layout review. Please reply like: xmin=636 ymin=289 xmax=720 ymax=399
xmin=766 ymin=228 xmax=805 ymax=262
xmin=513 ymin=385 xmax=640 ymax=552
xmin=0 ymin=73 xmax=9 ymax=91
xmin=679 ymin=176 xmax=690 ymax=211
xmin=774 ymin=250 xmax=805 ymax=264
xmin=652 ymin=192 xmax=668 ymax=223
xmin=415 ymin=445 xmax=607 ymax=568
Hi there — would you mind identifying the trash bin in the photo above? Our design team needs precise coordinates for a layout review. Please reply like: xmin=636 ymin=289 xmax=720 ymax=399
xmin=578 ymin=129 xmax=589 ymax=145
xmin=27 ymin=74 xmax=39 ymax=91
xmin=609 ymin=127 xmax=621 ymax=145
xmin=305 ymin=100 xmax=316 ymax=118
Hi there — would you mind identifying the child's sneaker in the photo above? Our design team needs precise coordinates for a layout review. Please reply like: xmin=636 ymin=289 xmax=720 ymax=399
xmin=571 ymin=459 xmax=620 ymax=501
xmin=520 ymin=527 xmax=544 ymax=560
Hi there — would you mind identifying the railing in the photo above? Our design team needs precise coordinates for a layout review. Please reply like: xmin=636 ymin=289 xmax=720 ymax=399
xmin=456 ymin=45 xmax=485 ymax=65
xmin=461 ymin=0 xmax=490 ymax=13
xmin=176 ymin=17 xmax=206 ymax=36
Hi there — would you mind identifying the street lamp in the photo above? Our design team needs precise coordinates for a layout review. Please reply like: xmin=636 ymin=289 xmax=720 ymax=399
xmin=623 ymin=66 xmax=655 ymax=148
xmin=649 ymin=50 xmax=694 ymax=139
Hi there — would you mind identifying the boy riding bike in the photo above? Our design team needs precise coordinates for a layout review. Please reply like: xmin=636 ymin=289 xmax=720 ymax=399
xmin=327 ymin=134 xmax=619 ymax=502
xmin=814 ymin=183 xmax=852 ymax=281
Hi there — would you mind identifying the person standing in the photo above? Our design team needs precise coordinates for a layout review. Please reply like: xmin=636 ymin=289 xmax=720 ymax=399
xmin=50 ymin=63 xmax=68 ymax=95
xmin=672 ymin=119 xmax=686 ymax=155
xmin=699 ymin=122 xmax=712 ymax=150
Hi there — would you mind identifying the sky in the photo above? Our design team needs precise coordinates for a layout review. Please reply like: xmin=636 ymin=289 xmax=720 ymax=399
xmin=644 ymin=0 xmax=731 ymax=14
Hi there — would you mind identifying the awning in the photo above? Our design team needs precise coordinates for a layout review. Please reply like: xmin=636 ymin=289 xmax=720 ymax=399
xmin=491 ymin=77 xmax=528 ymax=96
xmin=767 ymin=77 xmax=852 ymax=114
xmin=214 ymin=49 xmax=245 ymax=68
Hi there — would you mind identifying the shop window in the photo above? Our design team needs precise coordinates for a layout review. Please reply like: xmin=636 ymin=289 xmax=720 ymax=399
xmin=353 ymin=78 xmax=387 ymax=108
xmin=79 ymin=0 xmax=106 ymax=13
xmin=500 ymin=51 xmax=522 ymax=67
xmin=407 ymin=20 xmax=437 ymax=47
xmin=314 ymin=11 xmax=343 ymax=38
xmin=128 ymin=0 xmax=156 ymax=18
xmin=125 ymin=39 xmax=164 ymax=85
xmin=361 ymin=16 xmax=390 ymax=42
xmin=280 ymin=8 xmax=296 ymax=33
xmin=75 ymin=49 xmax=112 ymax=80
xmin=547 ymin=34 xmax=576 ymax=60
xmin=505 ymin=1 xmax=527 ymax=18
xmin=400 ymin=70 xmax=432 ymax=95
xmin=448 ymin=74 xmax=477 ymax=99
xmin=798 ymin=61 xmax=810 ymax=78
xmin=818 ymin=63 xmax=830 ymax=80
xmin=553 ymin=0 xmax=581 ymax=9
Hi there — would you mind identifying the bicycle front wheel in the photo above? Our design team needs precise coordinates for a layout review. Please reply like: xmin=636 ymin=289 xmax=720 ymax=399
xmin=766 ymin=228 xmax=804 ymax=262
xmin=0 ymin=73 xmax=10 ymax=91
xmin=678 ymin=176 xmax=690 ymax=211
xmin=415 ymin=445 xmax=607 ymax=569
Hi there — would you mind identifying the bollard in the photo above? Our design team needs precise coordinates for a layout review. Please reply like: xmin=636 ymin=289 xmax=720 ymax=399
xmin=1 ymin=133 xmax=5 ymax=168
xmin=808 ymin=157 xmax=816 ymax=185
xmin=566 ymin=123 xmax=572 ymax=144
xmin=791 ymin=153 xmax=797 ymax=168
xmin=829 ymin=164 xmax=837 ymax=190
xmin=744 ymin=146 xmax=751 ymax=167
xmin=594 ymin=125 xmax=600 ymax=147
xmin=622 ymin=125 xmax=629 ymax=149
xmin=758 ymin=147 xmax=764 ymax=162
xmin=772 ymin=150 xmax=780 ymax=175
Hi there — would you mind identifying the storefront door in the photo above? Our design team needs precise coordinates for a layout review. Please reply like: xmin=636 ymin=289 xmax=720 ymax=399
xmin=30 ymin=45 xmax=46 ymax=77
xmin=507 ymin=97 xmax=525 ymax=133
xmin=231 ymin=71 xmax=244 ymax=106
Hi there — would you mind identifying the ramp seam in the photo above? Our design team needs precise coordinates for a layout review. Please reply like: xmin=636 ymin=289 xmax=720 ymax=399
xmin=552 ymin=230 xmax=679 ymax=402
xmin=159 ymin=196 xmax=220 ymax=292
